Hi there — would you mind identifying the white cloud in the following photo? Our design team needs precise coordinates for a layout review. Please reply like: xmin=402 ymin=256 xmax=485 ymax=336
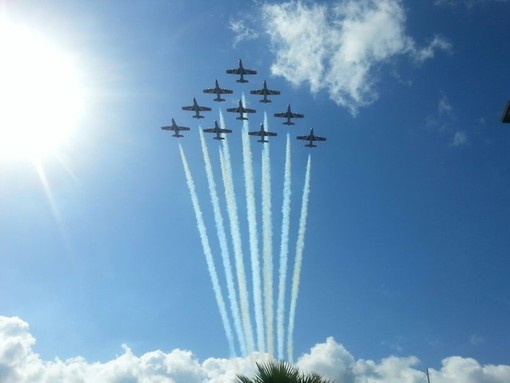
xmin=431 ymin=357 xmax=510 ymax=383
xmin=258 ymin=0 xmax=451 ymax=115
xmin=425 ymin=93 xmax=454 ymax=130
xmin=1 ymin=316 xmax=510 ymax=383
xmin=229 ymin=19 xmax=259 ymax=47
xmin=451 ymin=130 xmax=468 ymax=147
xmin=423 ymin=94 xmax=470 ymax=147
xmin=410 ymin=36 xmax=453 ymax=63
xmin=470 ymin=334 xmax=486 ymax=346
xmin=438 ymin=94 xmax=453 ymax=115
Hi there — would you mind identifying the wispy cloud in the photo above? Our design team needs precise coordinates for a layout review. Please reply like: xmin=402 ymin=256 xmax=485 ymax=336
xmin=451 ymin=130 xmax=468 ymax=147
xmin=425 ymin=93 xmax=469 ymax=147
xmin=229 ymin=19 xmax=259 ymax=47
xmin=2 ymin=316 xmax=510 ymax=383
xmin=470 ymin=334 xmax=486 ymax=345
xmin=245 ymin=0 xmax=452 ymax=115
xmin=425 ymin=93 xmax=454 ymax=130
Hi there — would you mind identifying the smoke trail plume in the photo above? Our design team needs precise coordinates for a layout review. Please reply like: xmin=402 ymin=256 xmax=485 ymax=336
xmin=287 ymin=154 xmax=312 ymax=363
xmin=199 ymin=129 xmax=246 ymax=356
xmin=218 ymin=119 xmax=255 ymax=355
xmin=178 ymin=144 xmax=236 ymax=357
xmin=241 ymin=101 xmax=265 ymax=352
xmin=277 ymin=133 xmax=292 ymax=360
xmin=261 ymin=112 xmax=274 ymax=357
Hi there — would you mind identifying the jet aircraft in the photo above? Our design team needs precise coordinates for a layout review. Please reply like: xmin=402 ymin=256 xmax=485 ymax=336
xmin=203 ymin=120 xmax=232 ymax=141
xmin=226 ymin=99 xmax=256 ymax=120
xmin=248 ymin=123 xmax=277 ymax=143
xmin=161 ymin=118 xmax=190 ymax=138
xmin=226 ymin=59 xmax=257 ymax=83
xmin=274 ymin=104 xmax=304 ymax=125
xmin=297 ymin=128 xmax=327 ymax=148
xmin=250 ymin=80 xmax=281 ymax=103
xmin=182 ymin=97 xmax=211 ymax=119
xmin=203 ymin=79 xmax=233 ymax=102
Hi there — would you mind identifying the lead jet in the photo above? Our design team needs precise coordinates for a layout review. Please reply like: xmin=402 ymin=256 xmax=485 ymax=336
xmin=297 ymin=128 xmax=327 ymax=148
xmin=226 ymin=59 xmax=257 ymax=83
xmin=161 ymin=118 xmax=191 ymax=138
xmin=274 ymin=104 xmax=304 ymax=125
xmin=226 ymin=99 xmax=256 ymax=120
xmin=250 ymin=80 xmax=281 ymax=103
xmin=203 ymin=120 xmax=232 ymax=141
xmin=182 ymin=97 xmax=211 ymax=119
xmin=203 ymin=79 xmax=233 ymax=102
xmin=248 ymin=123 xmax=277 ymax=143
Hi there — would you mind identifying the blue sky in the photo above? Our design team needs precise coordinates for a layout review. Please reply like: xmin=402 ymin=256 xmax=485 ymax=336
xmin=1 ymin=0 xmax=510 ymax=382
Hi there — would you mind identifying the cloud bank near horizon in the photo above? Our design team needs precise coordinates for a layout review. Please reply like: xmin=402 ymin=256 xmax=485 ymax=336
xmin=233 ymin=0 xmax=451 ymax=115
xmin=1 ymin=316 xmax=509 ymax=383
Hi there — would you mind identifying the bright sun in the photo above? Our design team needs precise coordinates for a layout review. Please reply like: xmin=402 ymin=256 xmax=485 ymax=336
xmin=0 ymin=20 xmax=83 ymax=161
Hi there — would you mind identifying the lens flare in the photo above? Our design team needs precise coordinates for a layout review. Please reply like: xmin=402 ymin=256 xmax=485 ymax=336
xmin=0 ymin=21 xmax=83 ymax=161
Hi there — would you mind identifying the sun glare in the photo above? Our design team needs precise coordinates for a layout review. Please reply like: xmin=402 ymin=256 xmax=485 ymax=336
xmin=0 ymin=21 xmax=83 ymax=161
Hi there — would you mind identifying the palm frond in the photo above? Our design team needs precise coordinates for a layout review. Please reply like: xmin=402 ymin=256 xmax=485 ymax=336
xmin=234 ymin=360 xmax=332 ymax=383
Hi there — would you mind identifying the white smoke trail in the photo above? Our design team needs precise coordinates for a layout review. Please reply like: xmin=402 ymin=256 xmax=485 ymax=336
xmin=241 ymin=99 xmax=265 ymax=353
xmin=178 ymin=144 xmax=236 ymax=357
xmin=261 ymin=112 xmax=274 ymax=357
xmin=218 ymin=116 xmax=255 ymax=355
xmin=287 ymin=154 xmax=312 ymax=364
xmin=276 ymin=133 xmax=292 ymax=360
xmin=199 ymin=130 xmax=246 ymax=356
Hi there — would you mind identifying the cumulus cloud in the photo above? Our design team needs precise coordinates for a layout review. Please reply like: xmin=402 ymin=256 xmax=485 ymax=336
xmin=1 ymin=316 xmax=510 ymax=383
xmin=256 ymin=0 xmax=451 ymax=115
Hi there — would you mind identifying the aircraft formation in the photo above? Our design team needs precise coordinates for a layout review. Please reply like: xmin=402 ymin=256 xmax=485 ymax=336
xmin=161 ymin=59 xmax=327 ymax=148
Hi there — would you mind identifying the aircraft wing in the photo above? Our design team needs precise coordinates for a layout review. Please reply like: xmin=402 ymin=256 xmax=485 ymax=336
xmin=227 ymin=68 xmax=257 ymax=75
xmin=289 ymin=112 xmax=304 ymax=118
xmin=226 ymin=106 xmax=255 ymax=113
xmin=182 ymin=105 xmax=211 ymax=111
xmin=297 ymin=134 xmax=326 ymax=141
xmin=274 ymin=112 xmax=287 ymax=118
xmin=163 ymin=126 xmax=190 ymax=131
xmin=204 ymin=88 xmax=233 ymax=95
xmin=249 ymin=130 xmax=277 ymax=137
xmin=204 ymin=128 xmax=232 ymax=134
xmin=251 ymin=88 xmax=280 ymax=95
